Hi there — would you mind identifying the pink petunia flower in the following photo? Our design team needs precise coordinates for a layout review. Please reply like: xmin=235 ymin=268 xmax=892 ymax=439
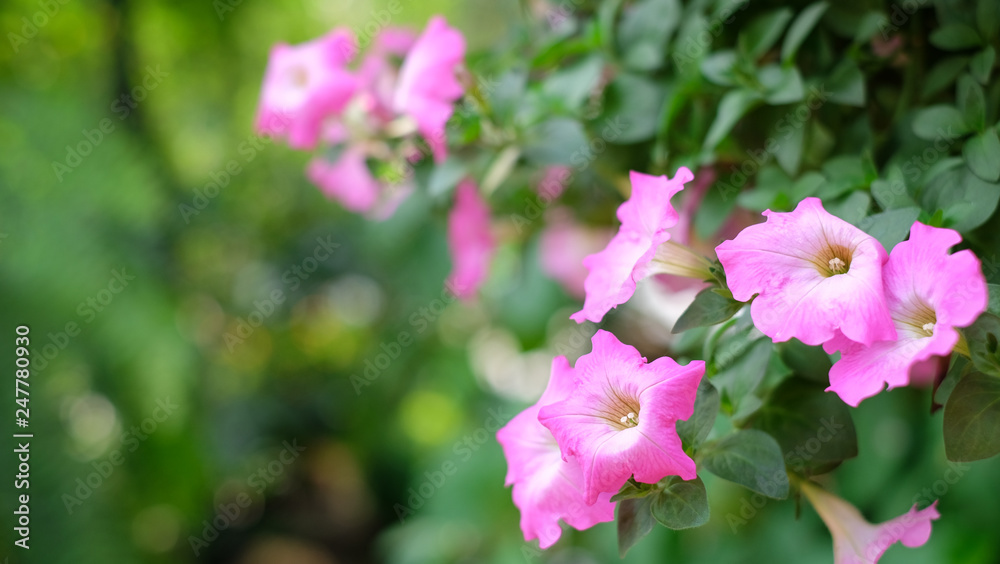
xmin=255 ymin=29 xmax=359 ymax=149
xmin=306 ymin=148 xmax=412 ymax=218
xmin=497 ymin=357 xmax=616 ymax=548
xmin=539 ymin=211 xmax=615 ymax=299
xmin=392 ymin=16 xmax=466 ymax=163
xmin=570 ymin=168 xmax=695 ymax=324
xmin=823 ymin=222 xmax=988 ymax=406
xmin=538 ymin=330 xmax=703 ymax=504
xmin=716 ymin=197 xmax=896 ymax=347
xmin=801 ymin=481 xmax=940 ymax=564
xmin=446 ymin=180 xmax=495 ymax=299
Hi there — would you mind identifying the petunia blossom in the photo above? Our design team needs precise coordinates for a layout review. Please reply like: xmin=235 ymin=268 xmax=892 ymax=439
xmin=823 ymin=222 xmax=988 ymax=406
xmin=446 ymin=180 xmax=495 ymax=299
xmin=255 ymin=29 xmax=359 ymax=150
xmin=496 ymin=357 xmax=616 ymax=548
xmin=801 ymin=481 xmax=940 ymax=564
xmin=538 ymin=330 xmax=703 ymax=504
xmin=570 ymin=168 xmax=694 ymax=324
xmin=716 ymin=197 xmax=896 ymax=347
xmin=392 ymin=16 xmax=466 ymax=163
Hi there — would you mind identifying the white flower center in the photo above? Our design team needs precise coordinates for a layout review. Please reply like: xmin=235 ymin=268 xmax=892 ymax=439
xmin=828 ymin=257 xmax=847 ymax=273
xmin=922 ymin=322 xmax=934 ymax=335
xmin=619 ymin=412 xmax=638 ymax=427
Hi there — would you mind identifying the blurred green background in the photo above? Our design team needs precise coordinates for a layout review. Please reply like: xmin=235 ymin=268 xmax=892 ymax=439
xmin=1 ymin=0 xmax=999 ymax=563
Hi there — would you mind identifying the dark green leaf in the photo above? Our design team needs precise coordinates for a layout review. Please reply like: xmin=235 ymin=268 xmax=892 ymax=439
xmin=923 ymin=165 xmax=1000 ymax=232
xmin=988 ymin=284 xmax=1000 ymax=316
xmin=781 ymin=2 xmax=828 ymax=63
xmin=700 ymin=430 xmax=789 ymax=498
xmin=935 ymin=355 xmax=971 ymax=409
xmin=964 ymin=312 xmax=1000 ymax=376
xmin=827 ymin=59 xmax=865 ymax=107
xmin=825 ymin=191 xmax=870 ymax=225
xmin=922 ymin=56 xmax=971 ymax=100
xmin=943 ymin=371 xmax=1000 ymax=462
xmin=979 ymin=0 xmax=1000 ymax=41
xmin=963 ymin=128 xmax=1000 ymax=182
xmin=673 ymin=288 xmax=744 ymax=333
xmin=714 ymin=338 xmax=773 ymax=417
xmin=649 ymin=476 xmax=710 ymax=529
xmin=750 ymin=379 xmax=858 ymax=474
xmin=695 ymin=176 xmax=740 ymax=239
xmin=912 ymin=105 xmax=970 ymax=140
xmin=611 ymin=479 xmax=653 ymax=502
xmin=870 ymin=178 xmax=917 ymax=209
xmin=703 ymin=89 xmax=762 ymax=151
xmin=958 ymin=75 xmax=987 ymax=132
xmin=677 ymin=379 xmax=720 ymax=448
xmin=858 ymin=206 xmax=921 ymax=251
xmin=970 ymin=46 xmax=995 ymax=85
xmin=930 ymin=23 xmax=983 ymax=51
xmin=617 ymin=497 xmax=655 ymax=557
xmin=740 ymin=9 xmax=793 ymax=59
xmin=779 ymin=339 xmax=833 ymax=383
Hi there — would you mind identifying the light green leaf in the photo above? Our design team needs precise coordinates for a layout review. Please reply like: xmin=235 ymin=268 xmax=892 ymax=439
xmin=759 ymin=65 xmax=805 ymax=105
xmin=701 ymin=50 xmax=738 ymax=86
xmin=740 ymin=9 xmax=794 ymax=59
xmin=827 ymin=59 xmax=865 ymax=107
xmin=970 ymin=46 xmax=995 ymax=85
xmin=964 ymin=128 xmax=1000 ymax=182
xmin=912 ymin=105 xmax=971 ymax=140
xmin=781 ymin=2 xmax=828 ymax=63
xmin=858 ymin=207 xmax=921 ymax=251
xmin=673 ymin=288 xmax=744 ymax=333
xmin=958 ymin=74 xmax=987 ymax=132
xmin=703 ymin=89 xmax=762 ymax=151
xmin=618 ymin=0 xmax=682 ymax=70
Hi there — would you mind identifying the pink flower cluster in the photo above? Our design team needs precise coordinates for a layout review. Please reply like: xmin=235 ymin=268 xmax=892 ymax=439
xmin=717 ymin=198 xmax=988 ymax=406
xmin=255 ymin=17 xmax=466 ymax=217
xmin=497 ymin=330 xmax=703 ymax=547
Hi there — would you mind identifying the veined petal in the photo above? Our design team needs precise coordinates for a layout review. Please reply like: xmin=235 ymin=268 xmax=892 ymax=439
xmin=717 ymin=197 xmax=895 ymax=346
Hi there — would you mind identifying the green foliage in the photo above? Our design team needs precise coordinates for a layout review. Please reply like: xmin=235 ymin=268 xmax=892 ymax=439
xmin=944 ymin=371 xmax=1000 ymax=462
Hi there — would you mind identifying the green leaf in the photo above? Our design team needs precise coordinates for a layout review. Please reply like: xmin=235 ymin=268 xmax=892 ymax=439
xmin=963 ymin=128 xmax=1000 ymax=182
xmin=700 ymin=50 xmax=738 ymax=86
xmin=936 ymin=355 xmax=971 ymax=409
xmin=427 ymin=157 xmax=467 ymax=197
xmin=677 ymin=379 xmax=720 ymax=448
xmin=988 ymin=284 xmax=1000 ymax=316
xmin=523 ymin=117 xmax=588 ymax=165
xmin=912 ymin=105 xmax=971 ymax=140
xmin=700 ymin=430 xmax=789 ymax=498
xmin=740 ymin=9 xmax=794 ymax=59
xmin=922 ymin=56 xmax=971 ymax=100
xmin=673 ymin=288 xmax=744 ymax=333
xmin=775 ymin=119 xmax=805 ymax=175
xmin=617 ymin=497 xmax=655 ymax=557
xmin=930 ymin=23 xmax=983 ymax=51
xmin=858 ymin=206 xmax=921 ymax=251
xmin=978 ymin=0 xmax=1000 ymax=41
xmin=964 ymin=312 xmax=1000 ymax=377
xmin=541 ymin=55 xmax=606 ymax=112
xmin=749 ymin=379 xmax=858 ymax=474
xmin=618 ymin=0 xmax=682 ymax=70
xmin=825 ymin=190 xmax=870 ymax=225
xmin=922 ymin=165 xmax=1000 ymax=232
xmin=778 ymin=339 xmax=832 ymax=383
xmin=781 ymin=2 xmax=828 ymax=63
xmin=827 ymin=59 xmax=865 ymax=107
xmin=602 ymin=73 xmax=666 ymax=143
xmin=759 ymin=65 xmax=805 ymax=105
xmin=714 ymin=338 xmax=773 ymax=417
xmin=649 ymin=476 xmax=710 ymax=529
xmin=694 ymin=176 xmax=739 ymax=239
xmin=943 ymin=371 xmax=1000 ymax=462
xmin=970 ymin=46 xmax=995 ymax=85
xmin=737 ymin=165 xmax=792 ymax=211
xmin=611 ymin=480 xmax=653 ymax=502
xmin=703 ymin=89 xmax=761 ymax=152
xmin=957 ymin=74 xmax=987 ymax=132
xmin=870 ymin=178 xmax=917 ymax=210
